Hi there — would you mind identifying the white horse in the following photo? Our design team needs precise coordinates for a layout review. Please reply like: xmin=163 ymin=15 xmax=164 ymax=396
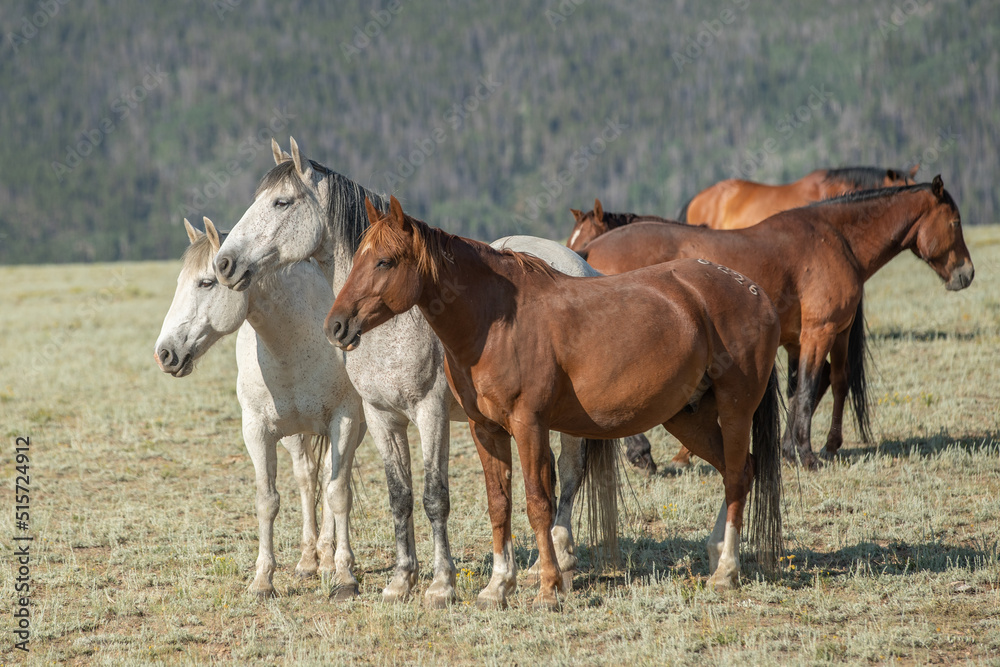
xmin=154 ymin=217 xmax=365 ymax=599
xmin=212 ymin=138 xmax=606 ymax=602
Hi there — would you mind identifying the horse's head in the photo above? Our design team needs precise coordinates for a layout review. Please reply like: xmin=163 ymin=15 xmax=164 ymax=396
xmin=908 ymin=175 xmax=974 ymax=291
xmin=884 ymin=164 xmax=920 ymax=187
xmin=154 ymin=218 xmax=248 ymax=377
xmin=325 ymin=196 xmax=424 ymax=350
xmin=567 ymin=199 xmax=608 ymax=252
xmin=215 ymin=137 xmax=328 ymax=291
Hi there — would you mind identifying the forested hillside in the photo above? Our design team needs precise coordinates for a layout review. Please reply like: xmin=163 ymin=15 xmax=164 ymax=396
xmin=1 ymin=0 xmax=996 ymax=263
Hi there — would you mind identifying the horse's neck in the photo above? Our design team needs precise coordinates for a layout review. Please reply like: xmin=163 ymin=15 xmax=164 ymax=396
xmin=247 ymin=265 xmax=330 ymax=358
xmin=831 ymin=193 xmax=927 ymax=280
xmin=416 ymin=241 xmax=513 ymax=365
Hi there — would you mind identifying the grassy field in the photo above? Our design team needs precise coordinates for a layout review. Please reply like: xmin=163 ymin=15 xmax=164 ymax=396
xmin=1 ymin=225 xmax=999 ymax=666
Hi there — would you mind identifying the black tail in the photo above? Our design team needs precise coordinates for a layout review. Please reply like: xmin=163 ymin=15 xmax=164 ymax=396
xmin=847 ymin=296 xmax=873 ymax=444
xmin=677 ymin=195 xmax=694 ymax=223
xmin=748 ymin=368 xmax=783 ymax=573
xmin=580 ymin=438 xmax=622 ymax=569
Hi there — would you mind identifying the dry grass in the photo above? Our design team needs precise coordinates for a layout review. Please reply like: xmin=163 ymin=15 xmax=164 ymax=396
xmin=1 ymin=226 xmax=999 ymax=665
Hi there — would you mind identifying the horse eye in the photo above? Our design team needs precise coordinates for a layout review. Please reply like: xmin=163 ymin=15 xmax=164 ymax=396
xmin=274 ymin=198 xmax=290 ymax=208
xmin=376 ymin=258 xmax=392 ymax=269
xmin=199 ymin=279 xmax=215 ymax=288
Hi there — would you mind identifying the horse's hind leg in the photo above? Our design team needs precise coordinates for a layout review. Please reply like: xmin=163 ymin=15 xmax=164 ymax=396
xmin=244 ymin=419 xmax=280 ymax=598
xmin=365 ymin=406 xmax=419 ymax=603
xmin=664 ymin=390 xmax=755 ymax=589
xmin=283 ymin=434 xmax=321 ymax=578
xmin=326 ymin=406 xmax=366 ymax=601
xmin=414 ymin=405 xmax=458 ymax=609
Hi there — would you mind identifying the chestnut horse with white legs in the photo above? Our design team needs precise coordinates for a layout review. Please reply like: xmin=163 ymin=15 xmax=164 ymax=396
xmin=676 ymin=165 xmax=919 ymax=230
xmin=327 ymin=196 xmax=784 ymax=610
xmin=577 ymin=177 xmax=974 ymax=469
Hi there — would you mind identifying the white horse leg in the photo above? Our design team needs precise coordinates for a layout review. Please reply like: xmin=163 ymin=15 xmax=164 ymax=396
xmin=705 ymin=499 xmax=741 ymax=591
xmin=283 ymin=434 xmax=320 ymax=578
xmin=326 ymin=407 xmax=365 ymax=601
xmin=244 ymin=420 xmax=280 ymax=597
xmin=414 ymin=407 xmax=457 ymax=608
xmin=706 ymin=500 xmax=727 ymax=576
xmin=365 ymin=405 xmax=419 ymax=603
xmin=526 ymin=433 xmax=582 ymax=580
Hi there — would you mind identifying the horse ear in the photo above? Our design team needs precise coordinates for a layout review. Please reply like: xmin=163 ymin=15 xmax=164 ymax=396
xmin=570 ymin=208 xmax=583 ymax=222
xmin=364 ymin=197 xmax=381 ymax=225
xmin=932 ymin=174 xmax=944 ymax=197
xmin=388 ymin=195 xmax=408 ymax=230
xmin=593 ymin=198 xmax=604 ymax=222
xmin=271 ymin=138 xmax=284 ymax=166
xmin=289 ymin=136 xmax=309 ymax=179
xmin=909 ymin=163 xmax=920 ymax=178
xmin=183 ymin=218 xmax=202 ymax=244
xmin=886 ymin=169 xmax=899 ymax=181
xmin=203 ymin=217 xmax=221 ymax=252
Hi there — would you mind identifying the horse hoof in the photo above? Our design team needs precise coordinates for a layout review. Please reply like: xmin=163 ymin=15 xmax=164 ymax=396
xmin=706 ymin=574 xmax=738 ymax=592
xmin=475 ymin=593 xmax=508 ymax=610
xmin=329 ymin=584 xmax=360 ymax=602
xmin=561 ymin=569 xmax=575 ymax=592
xmin=381 ymin=588 xmax=411 ymax=604
xmin=294 ymin=567 xmax=317 ymax=579
xmin=531 ymin=593 xmax=562 ymax=612
xmin=819 ymin=447 xmax=839 ymax=461
xmin=253 ymin=588 xmax=277 ymax=600
xmin=423 ymin=590 xmax=456 ymax=610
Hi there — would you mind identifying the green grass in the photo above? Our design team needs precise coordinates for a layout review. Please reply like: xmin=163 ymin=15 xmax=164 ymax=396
xmin=1 ymin=227 xmax=999 ymax=665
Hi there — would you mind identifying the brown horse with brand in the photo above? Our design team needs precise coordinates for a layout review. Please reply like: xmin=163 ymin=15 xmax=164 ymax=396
xmin=676 ymin=165 xmax=919 ymax=230
xmin=327 ymin=196 xmax=783 ymax=610
xmin=577 ymin=177 xmax=973 ymax=469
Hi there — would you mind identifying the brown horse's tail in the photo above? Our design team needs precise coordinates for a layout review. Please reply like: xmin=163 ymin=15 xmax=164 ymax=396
xmin=748 ymin=368 xmax=783 ymax=573
xmin=847 ymin=296 xmax=874 ymax=444
xmin=581 ymin=438 xmax=622 ymax=569
xmin=677 ymin=195 xmax=694 ymax=223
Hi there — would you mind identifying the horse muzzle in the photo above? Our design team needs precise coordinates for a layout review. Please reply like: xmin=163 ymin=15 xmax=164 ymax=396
xmin=945 ymin=260 xmax=974 ymax=291
xmin=325 ymin=313 xmax=361 ymax=351
xmin=215 ymin=252 xmax=252 ymax=291
xmin=155 ymin=345 xmax=194 ymax=377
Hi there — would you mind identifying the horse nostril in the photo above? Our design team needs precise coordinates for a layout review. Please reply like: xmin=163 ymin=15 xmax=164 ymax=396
xmin=216 ymin=256 xmax=233 ymax=279
xmin=158 ymin=348 xmax=170 ymax=364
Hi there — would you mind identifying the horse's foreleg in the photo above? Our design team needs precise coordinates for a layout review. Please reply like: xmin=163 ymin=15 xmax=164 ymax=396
xmin=822 ymin=331 xmax=851 ymax=458
xmin=244 ymin=420 xmax=280 ymax=598
xmin=282 ymin=434 xmax=320 ymax=578
xmin=414 ymin=406 xmax=457 ymax=609
xmin=364 ymin=406 xmax=418 ymax=604
xmin=510 ymin=420 xmax=562 ymax=611
xmin=326 ymin=407 xmax=365 ymax=601
xmin=470 ymin=420 xmax=516 ymax=610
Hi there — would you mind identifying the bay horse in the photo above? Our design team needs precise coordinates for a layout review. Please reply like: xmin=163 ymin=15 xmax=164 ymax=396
xmin=677 ymin=165 xmax=919 ymax=230
xmin=577 ymin=177 xmax=973 ymax=469
xmin=211 ymin=138 xmax=610 ymax=605
xmin=155 ymin=217 xmax=364 ymax=598
xmin=326 ymin=196 xmax=784 ymax=610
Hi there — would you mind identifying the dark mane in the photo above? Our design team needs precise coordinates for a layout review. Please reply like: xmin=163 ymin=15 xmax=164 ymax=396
xmin=601 ymin=211 xmax=683 ymax=228
xmin=823 ymin=166 xmax=899 ymax=190
xmin=361 ymin=212 xmax=556 ymax=281
xmin=812 ymin=182 xmax=954 ymax=209
xmin=254 ymin=159 xmax=387 ymax=256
